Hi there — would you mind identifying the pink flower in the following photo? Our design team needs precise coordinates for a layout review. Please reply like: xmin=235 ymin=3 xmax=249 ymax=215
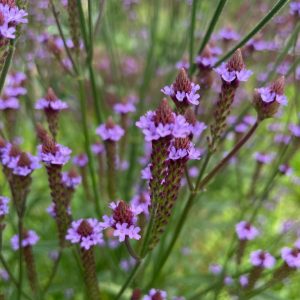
xmin=250 ymin=250 xmax=276 ymax=268
xmin=96 ymin=123 xmax=124 ymax=142
xmin=235 ymin=221 xmax=259 ymax=240
xmin=281 ymin=247 xmax=300 ymax=268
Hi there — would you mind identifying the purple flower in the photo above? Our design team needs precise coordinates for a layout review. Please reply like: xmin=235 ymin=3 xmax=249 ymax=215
xmin=11 ymin=230 xmax=39 ymax=250
xmin=291 ymin=2 xmax=300 ymax=16
xmin=38 ymin=143 xmax=71 ymax=166
xmin=65 ymin=219 xmax=104 ymax=250
xmin=73 ymin=153 xmax=88 ymax=167
xmin=218 ymin=27 xmax=240 ymax=41
xmin=131 ymin=192 xmax=151 ymax=215
xmin=189 ymin=121 xmax=207 ymax=138
xmin=214 ymin=62 xmax=252 ymax=83
xmin=224 ymin=276 xmax=233 ymax=286
xmin=0 ymin=96 xmax=20 ymax=110
xmin=239 ymin=275 xmax=249 ymax=287
xmin=62 ymin=170 xmax=82 ymax=189
xmin=281 ymin=247 xmax=300 ymax=268
xmin=250 ymin=250 xmax=276 ymax=268
xmin=100 ymin=201 xmax=141 ymax=242
xmin=96 ymin=120 xmax=124 ymax=142
xmin=289 ymin=124 xmax=300 ymax=137
xmin=176 ymin=59 xmax=190 ymax=70
xmin=168 ymin=140 xmax=201 ymax=161
xmin=195 ymin=55 xmax=218 ymax=68
xmin=141 ymin=164 xmax=152 ymax=180
xmin=35 ymin=88 xmax=68 ymax=111
xmin=1 ymin=143 xmax=21 ymax=168
xmin=256 ymin=87 xmax=287 ymax=106
xmin=91 ymin=142 xmax=105 ymax=155
xmin=143 ymin=289 xmax=167 ymax=300
xmin=253 ymin=152 xmax=275 ymax=165
xmin=0 ymin=196 xmax=9 ymax=217
xmin=0 ymin=269 xmax=9 ymax=281
xmin=235 ymin=221 xmax=259 ymax=240
xmin=12 ymin=153 xmax=41 ymax=176
xmin=209 ymin=263 xmax=222 ymax=275
xmin=113 ymin=102 xmax=136 ymax=114
xmin=47 ymin=203 xmax=71 ymax=218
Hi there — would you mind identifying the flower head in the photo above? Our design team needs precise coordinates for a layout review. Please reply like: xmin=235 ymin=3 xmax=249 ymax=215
xmin=113 ymin=101 xmax=136 ymax=114
xmin=253 ymin=76 xmax=287 ymax=120
xmin=100 ymin=201 xmax=141 ymax=242
xmin=218 ymin=27 xmax=240 ymax=41
xmin=239 ymin=275 xmax=249 ymax=287
xmin=12 ymin=152 xmax=40 ymax=176
xmin=235 ymin=221 xmax=259 ymax=240
xmin=46 ymin=203 xmax=71 ymax=218
xmin=168 ymin=138 xmax=201 ymax=161
xmin=130 ymin=191 xmax=151 ymax=215
xmin=73 ymin=153 xmax=88 ymax=167
xmin=91 ymin=142 xmax=105 ymax=155
xmin=62 ymin=168 xmax=82 ymax=189
xmin=96 ymin=117 xmax=125 ymax=142
xmin=250 ymin=250 xmax=276 ymax=268
xmin=281 ymin=247 xmax=300 ymax=268
xmin=161 ymin=68 xmax=200 ymax=107
xmin=66 ymin=219 xmax=104 ymax=250
xmin=35 ymin=88 xmax=68 ymax=112
xmin=214 ymin=49 xmax=252 ymax=83
xmin=11 ymin=230 xmax=39 ymax=250
xmin=143 ymin=289 xmax=167 ymax=300
xmin=0 ymin=196 xmax=9 ymax=217
xmin=253 ymin=152 xmax=275 ymax=165
xmin=1 ymin=143 xmax=21 ymax=168
xmin=290 ymin=1 xmax=300 ymax=16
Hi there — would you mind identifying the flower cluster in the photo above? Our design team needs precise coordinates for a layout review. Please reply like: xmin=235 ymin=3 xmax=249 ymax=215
xmin=66 ymin=219 xmax=104 ymax=250
xmin=161 ymin=68 xmax=200 ymax=107
xmin=35 ymin=88 xmax=68 ymax=112
xmin=62 ymin=169 xmax=82 ymax=189
xmin=11 ymin=230 xmax=39 ymax=250
xmin=235 ymin=221 xmax=259 ymax=240
xmin=250 ymin=250 xmax=276 ymax=268
xmin=143 ymin=289 xmax=167 ymax=300
xmin=0 ymin=196 xmax=9 ymax=217
xmin=96 ymin=117 xmax=125 ymax=142
xmin=100 ymin=201 xmax=141 ymax=242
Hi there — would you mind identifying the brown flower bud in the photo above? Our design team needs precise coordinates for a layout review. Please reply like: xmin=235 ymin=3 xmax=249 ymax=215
xmin=173 ymin=68 xmax=192 ymax=93
xmin=227 ymin=48 xmax=245 ymax=72
xmin=153 ymin=98 xmax=175 ymax=125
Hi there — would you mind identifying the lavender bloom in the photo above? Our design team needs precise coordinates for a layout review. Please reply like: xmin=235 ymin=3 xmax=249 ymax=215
xmin=0 ymin=3 xmax=28 ymax=39
xmin=250 ymin=250 xmax=276 ymax=268
xmin=235 ymin=221 xmax=259 ymax=240
xmin=214 ymin=62 xmax=252 ymax=83
xmin=1 ymin=143 xmax=20 ymax=168
xmin=38 ymin=143 xmax=71 ymax=166
xmin=12 ymin=153 xmax=41 ymax=176
xmin=289 ymin=124 xmax=300 ymax=137
xmin=120 ymin=257 xmax=136 ymax=272
xmin=143 ymin=289 xmax=167 ymax=300
xmin=224 ymin=276 xmax=233 ymax=285
xmin=256 ymin=86 xmax=287 ymax=106
xmin=141 ymin=164 xmax=152 ymax=180
xmin=91 ymin=142 xmax=104 ymax=155
xmin=0 ymin=196 xmax=9 ymax=217
xmin=218 ymin=27 xmax=240 ymax=41
xmin=189 ymin=121 xmax=207 ymax=138
xmin=62 ymin=171 xmax=82 ymax=189
xmin=0 ymin=96 xmax=20 ymax=110
xmin=168 ymin=140 xmax=201 ymax=161
xmin=176 ymin=59 xmax=190 ymax=70
xmin=195 ymin=55 xmax=218 ymax=68
xmin=239 ymin=275 xmax=249 ymax=287
xmin=96 ymin=122 xmax=124 ymax=142
xmin=209 ymin=263 xmax=222 ymax=275
xmin=11 ymin=230 xmax=39 ymax=250
xmin=0 ymin=269 xmax=9 ymax=281
xmin=65 ymin=219 xmax=104 ymax=250
xmin=35 ymin=89 xmax=68 ymax=111
xmin=253 ymin=152 xmax=275 ymax=165
xmin=130 ymin=191 xmax=151 ymax=215
xmin=73 ymin=153 xmax=88 ymax=167
xmin=100 ymin=201 xmax=141 ymax=242
xmin=113 ymin=102 xmax=136 ymax=114
xmin=46 ymin=203 xmax=71 ymax=218
xmin=281 ymin=247 xmax=300 ymax=268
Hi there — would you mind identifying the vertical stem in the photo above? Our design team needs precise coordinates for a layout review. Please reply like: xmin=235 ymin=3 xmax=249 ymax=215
xmin=17 ymin=217 xmax=23 ymax=300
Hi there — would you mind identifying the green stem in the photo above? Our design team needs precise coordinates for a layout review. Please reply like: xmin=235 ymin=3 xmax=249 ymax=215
xmin=17 ymin=217 xmax=24 ymax=300
xmin=190 ymin=0 xmax=227 ymax=74
xmin=0 ymin=40 xmax=15 ymax=94
xmin=188 ymin=0 xmax=198 ymax=75
xmin=214 ymin=0 xmax=290 ymax=67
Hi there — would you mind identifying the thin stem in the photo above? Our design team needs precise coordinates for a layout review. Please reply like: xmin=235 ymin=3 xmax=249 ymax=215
xmin=0 ymin=254 xmax=32 ymax=300
xmin=190 ymin=0 xmax=227 ymax=74
xmin=76 ymin=0 xmax=89 ymax=53
xmin=0 ymin=40 xmax=15 ymax=94
xmin=93 ymin=0 xmax=106 ymax=38
xmin=41 ymin=250 xmax=62 ymax=296
xmin=17 ymin=217 xmax=24 ymax=300
xmin=188 ymin=0 xmax=198 ymax=75
xmin=125 ymin=237 xmax=141 ymax=262
xmin=214 ymin=0 xmax=290 ymax=67
xmin=184 ymin=165 xmax=194 ymax=191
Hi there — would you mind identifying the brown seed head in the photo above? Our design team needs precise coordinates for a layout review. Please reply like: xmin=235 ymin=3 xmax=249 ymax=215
xmin=17 ymin=152 xmax=31 ymax=167
xmin=201 ymin=45 xmax=212 ymax=58
xmin=112 ymin=201 xmax=133 ymax=225
xmin=105 ymin=116 xmax=115 ymax=129
xmin=36 ymin=123 xmax=48 ymax=143
xmin=173 ymin=137 xmax=190 ymax=150
xmin=152 ymin=292 xmax=163 ymax=300
xmin=45 ymin=88 xmax=58 ymax=102
xmin=0 ymin=137 xmax=6 ymax=149
xmin=68 ymin=167 xmax=79 ymax=178
xmin=173 ymin=68 xmax=192 ymax=93
xmin=77 ymin=220 xmax=93 ymax=237
xmin=0 ymin=0 xmax=16 ymax=8
xmin=131 ymin=288 xmax=142 ymax=300
xmin=227 ymin=49 xmax=245 ymax=72
xmin=9 ymin=144 xmax=21 ymax=158
xmin=153 ymin=99 xmax=175 ymax=125
xmin=184 ymin=108 xmax=196 ymax=125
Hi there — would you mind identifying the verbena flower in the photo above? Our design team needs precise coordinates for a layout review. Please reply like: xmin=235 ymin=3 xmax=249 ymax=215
xmin=66 ymin=219 xmax=104 ymax=250
xmin=235 ymin=221 xmax=259 ymax=240
xmin=130 ymin=191 xmax=151 ymax=215
xmin=209 ymin=263 xmax=222 ymax=275
xmin=161 ymin=68 xmax=200 ymax=107
xmin=218 ymin=27 xmax=240 ymax=41
xmin=290 ymin=1 xmax=300 ymax=16
xmin=0 ymin=196 xmax=9 ymax=217
xmin=239 ymin=275 xmax=249 ymax=287
xmin=113 ymin=102 xmax=136 ymax=114
xmin=11 ymin=230 xmax=39 ymax=250
xmin=1 ymin=143 xmax=21 ymax=168
xmin=35 ymin=88 xmax=68 ymax=111
xmin=96 ymin=118 xmax=125 ymax=142
xmin=100 ymin=201 xmax=141 ymax=242
xmin=91 ymin=142 xmax=104 ymax=155
xmin=214 ymin=51 xmax=252 ymax=83
xmin=141 ymin=164 xmax=152 ymax=180
xmin=62 ymin=169 xmax=82 ymax=189
xmin=250 ymin=250 xmax=276 ymax=268
xmin=168 ymin=139 xmax=201 ymax=161
xmin=46 ymin=203 xmax=71 ymax=218
xmin=143 ymin=289 xmax=167 ymax=300
xmin=253 ymin=152 xmax=275 ymax=165
xmin=281 ymin=247 xmax=300 ymax=268
xmin=38 ymin=142 xmax=71 ymax=166
xmin=73 ymin=153 xmax=88 ymax=167
xmin=12 ymin=152 xmax=40 ymax=176
xmin=289 ymin=123 xmax=300 ymax=137
xmin=0 ymin=95 xmax=20 ymax=110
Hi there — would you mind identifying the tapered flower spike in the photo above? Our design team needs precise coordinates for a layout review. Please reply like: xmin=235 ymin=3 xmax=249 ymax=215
xmin=96 ymin=117 xmax=124 ymax=200
xmin=253 ymin=76 xmax=287 ymax=121
xmin=37 ymin=125 xmax=72 ymax=247
xmin=210 ymin=49 xmax=252 ymax=151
